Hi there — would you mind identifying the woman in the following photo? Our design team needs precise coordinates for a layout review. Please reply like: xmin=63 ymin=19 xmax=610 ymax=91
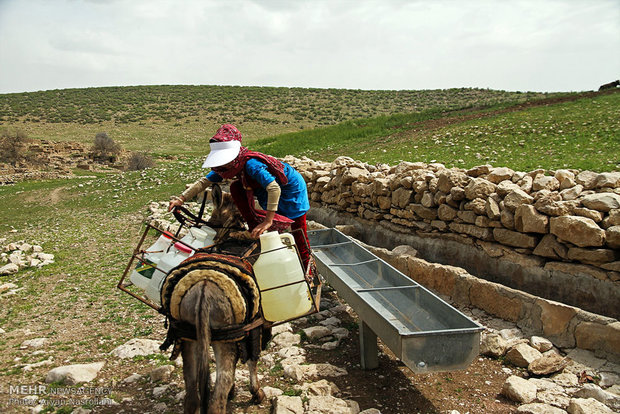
xmin=169 ymin=124 xmax=312 ymax=271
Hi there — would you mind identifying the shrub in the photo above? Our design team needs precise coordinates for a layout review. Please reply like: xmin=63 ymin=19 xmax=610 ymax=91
xmin=0 ymin=129 xmax=28 ymax=165
xmin=92 ymin=132 xmax=121 ymax=162
xmin=126 ymin=152 xmax=155 ymax=171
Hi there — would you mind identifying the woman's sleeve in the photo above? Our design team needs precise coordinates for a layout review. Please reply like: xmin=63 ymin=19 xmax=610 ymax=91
xmin=181 ymin=176 xmax=212 ymax=201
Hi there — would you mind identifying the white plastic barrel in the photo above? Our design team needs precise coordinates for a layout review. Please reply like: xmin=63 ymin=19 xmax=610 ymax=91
xmin=129 ymin=232 xmax=173 ymax=290
xmin=253 ymin=231 xmax=313 ymax=322
xmin=145 ymin=242 xmax=193 ymax=305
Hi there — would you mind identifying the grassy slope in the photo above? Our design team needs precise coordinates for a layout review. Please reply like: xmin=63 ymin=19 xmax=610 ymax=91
xmin=251 ymin=91 xmax=620 ymax=171
xmin=0 ymin=85 xmax=618 ymax=411
xmin=0 ymin=85 xmax=558 ymax=156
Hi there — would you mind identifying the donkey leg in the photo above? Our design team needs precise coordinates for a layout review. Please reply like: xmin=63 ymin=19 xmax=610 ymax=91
xmin=209 ymin=342 xmax=237 ymax=414
xmin=247 ymin=358 xmax=265 ymax=404
xmin=181 ymin=340 xmax=200 ymax=414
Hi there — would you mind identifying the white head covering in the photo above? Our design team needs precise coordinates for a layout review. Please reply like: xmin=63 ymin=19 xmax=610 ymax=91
xmin=201 ymin=140 xmax=241 ymax=168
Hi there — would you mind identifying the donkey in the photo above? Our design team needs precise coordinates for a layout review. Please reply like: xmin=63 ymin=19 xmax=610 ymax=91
xmin=174 ymin=184 xmax=266 ymax=414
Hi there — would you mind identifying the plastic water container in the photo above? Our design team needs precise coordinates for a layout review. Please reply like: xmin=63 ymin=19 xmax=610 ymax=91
xmin=253 ymin=231 xmax=313 ymax=322
xmin=145 ymin=242 xmax=193 ymax=305
xmin=179 ymin=226 xmax=216 ymax=250
xmin=129 ymin=232 xmax=174 ymax=290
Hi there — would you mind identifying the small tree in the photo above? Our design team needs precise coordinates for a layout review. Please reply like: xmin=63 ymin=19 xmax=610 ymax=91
xmin=92 ymin=132 xmax=121 ymax=162
xmin=127 ymin=152 xmax=155 ymax=171
xmin=0 ymin=129 xmax=28 ymax=165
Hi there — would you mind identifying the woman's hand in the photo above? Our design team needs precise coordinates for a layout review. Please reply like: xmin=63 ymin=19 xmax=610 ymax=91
xmin=251 ymin=211 xmax=275 ymax=238
xmin=168 ymin=195 xmax=186 ymax=212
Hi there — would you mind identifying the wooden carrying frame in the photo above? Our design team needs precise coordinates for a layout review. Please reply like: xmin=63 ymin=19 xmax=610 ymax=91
xmin=117 ymin=191 xmax=322 ymax=327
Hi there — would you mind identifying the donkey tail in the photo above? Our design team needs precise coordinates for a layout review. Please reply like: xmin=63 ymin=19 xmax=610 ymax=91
xmin=196 ymin=281 xmax=211 ymax=414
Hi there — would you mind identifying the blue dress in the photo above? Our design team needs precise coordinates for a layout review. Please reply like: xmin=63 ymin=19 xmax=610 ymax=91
xmin=207 ymin=159 xmax=310 ymax=219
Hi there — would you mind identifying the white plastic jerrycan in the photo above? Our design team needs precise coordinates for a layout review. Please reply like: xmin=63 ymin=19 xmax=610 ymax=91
xmin=129 ymin=231 xmax=174 ymax=290
xmin=145 ymin=242 xmax=193 ymax=305
xmin=253 ymin=231 xmax=313 ymax=322
xmin=179 ymin=226 xmax=216 ymax=250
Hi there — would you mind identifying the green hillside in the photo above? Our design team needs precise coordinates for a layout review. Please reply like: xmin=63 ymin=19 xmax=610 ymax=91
xmin=0 ymin=85 xmax=560 ymax=156
xmin=251 ymin=90 xmax=620 ymax=172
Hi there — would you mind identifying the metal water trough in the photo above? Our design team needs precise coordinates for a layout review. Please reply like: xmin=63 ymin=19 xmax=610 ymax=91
xmin=308 ymin=228 xmax=484 ymax=373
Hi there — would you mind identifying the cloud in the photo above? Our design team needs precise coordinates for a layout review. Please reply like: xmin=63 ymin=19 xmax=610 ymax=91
xmin=0 ymin=0 xmax=618 ymax=93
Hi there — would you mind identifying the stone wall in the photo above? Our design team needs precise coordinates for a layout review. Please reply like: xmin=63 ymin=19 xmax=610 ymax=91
xmin=284 ymin=156 xmax=620 ymax=319
xmin=0 ymin=139 xmax=125 ymax=184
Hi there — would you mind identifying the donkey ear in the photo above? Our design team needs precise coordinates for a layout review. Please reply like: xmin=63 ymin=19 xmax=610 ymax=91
xmin=211 ymin=183 xmax=223 ymax=209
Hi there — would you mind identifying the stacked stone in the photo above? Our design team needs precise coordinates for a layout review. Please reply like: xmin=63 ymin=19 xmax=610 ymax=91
xmin=285 ymin=156 xmax=620 ymax=276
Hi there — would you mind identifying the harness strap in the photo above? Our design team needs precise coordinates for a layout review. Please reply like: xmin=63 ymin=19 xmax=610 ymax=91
xmin=160 ymin=315 xmax=267 ymax=360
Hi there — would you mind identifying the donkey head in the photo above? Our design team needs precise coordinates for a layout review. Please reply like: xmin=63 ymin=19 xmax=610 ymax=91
xmin=207 ymin=183 xmax=246 ymax=244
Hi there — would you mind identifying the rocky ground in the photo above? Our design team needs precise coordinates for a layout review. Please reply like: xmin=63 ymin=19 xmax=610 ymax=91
xmin=4 ymin=284 xmax=619 ymax=414
xmin=1 ymin=202 xmax=618 ymax=414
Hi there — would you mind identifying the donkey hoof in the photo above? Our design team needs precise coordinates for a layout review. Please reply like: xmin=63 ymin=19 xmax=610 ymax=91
xmin=251 ymin=388 xmax=265 ymax=404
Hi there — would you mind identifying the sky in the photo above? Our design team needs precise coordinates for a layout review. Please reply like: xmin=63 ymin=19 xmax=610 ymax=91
xmin=0 ymin=0 xmax=618 ymax=94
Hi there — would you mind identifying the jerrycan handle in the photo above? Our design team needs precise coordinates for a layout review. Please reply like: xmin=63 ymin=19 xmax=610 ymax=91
xmin=279 ymin=233 xmax=296 ymax=250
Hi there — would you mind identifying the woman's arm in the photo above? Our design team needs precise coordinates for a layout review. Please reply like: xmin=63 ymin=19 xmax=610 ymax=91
xmin=168 ymin=176 xmax=213 ymax=211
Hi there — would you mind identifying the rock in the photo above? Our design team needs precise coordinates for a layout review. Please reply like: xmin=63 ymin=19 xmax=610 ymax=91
xmin=263 ymin=386 xmax=284 ymax=399
xmin=272 ymin=332 xmax=301 ymax=348
xmin=572 ymin=384 xmax=620 ymax=410
xmin=567 ymin=397 xmax=613 ymax=413
xmin=20 ymin=338 xmax=49 ymax=349
xmin=467 ymin=164 xmax=492 ymax=177
xmin=273 ymin=395 xmax=304 ymax=414
xmin=486 ymin=196 xmax=502 ymax=220
xmin=152 ymin=385 xmax=169 ymax=398
xmin=514 ymin=204 xmax=549 ymax=233
xmin=278 ymin=346 xmax=306 ymax=360
xmin=438 ymin=204 xmax=458 ymax=221
xmin=517 ymin=403 xmax=567 ymax=414
xmin=306 ymin=395 xmax=355 ymax=414
xmin=595 ymin=172 xmax=620 ymax=188
xmin=533 ymin=234 xmax=568 ymax=259
xmin=488 ymin=167 xmax=515 ymax=184
xmin=552 ymin=372 xmax=579 ymax=387
xmin=528 ymin=353 xmax=568 ymax=375
xmin=550 ymin=216 xmax=605 ymax=247
xmin=576 ymin=171 xmax=599 ymax=189
xmin=561 ymin=184 xmax=584 ymax=201
xmin=316 ymin=363 xmax=348 ymax=377
xmin=391 ymin=188 xmax=413 ymax=208
xmin=122 ymin=373 xmax=142 ymax=384
xmin=493 ymin=228 xmax=538 ymax=249
xmin=582 ymin=193 xmax=620 ymax=212
xmin=504 ymin=189 xmax=534 ymax=212
xmin=530 ymin=336 xmax=553 ymax=352
xmin=45 ymin=362 xmax=105 ymax=385
xmin=567 ymin=247 xmax=617 ymax=264
xmin=272 ymin=322 xmax=293 ymax=336
xmin=360 ymin=409 xmax=382 ymax=414
xmin=480 ymin=332 xmax=510 ymax=357
xmin=574 ymin=322 xmax=620 ymax=359
xmin=110 ymin=338 xmax=162 ymax=359
xmin=149 ymin=365 xmax=175 ymax=382
xmin=464 ymin=178 xmax=497 ymax=200
xmin=533 ymin=175 xmax=560 ymax=191
xmin=0 ymin=263 xmax=19 ymax=275
xmin=284 ymin=365 xmax=307 ymax=381
xmin=300 ymin=379 xmax=340 ymax=397
xmin=506 ymin=343 xmax=543 ymax=368
xmin=303 ymin=326 xmax=333 ymax=340
xmin=606 ymin=226 xmax=620 ymax=248
xmin=502 ymin=375 xmax=537 ymax=403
